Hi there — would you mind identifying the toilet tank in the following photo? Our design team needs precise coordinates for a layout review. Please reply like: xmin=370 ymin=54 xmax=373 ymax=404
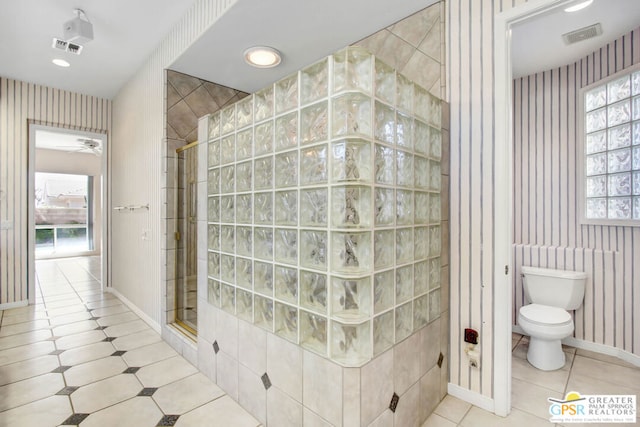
xmin=521 ymin=266 xmax=587 ymax=310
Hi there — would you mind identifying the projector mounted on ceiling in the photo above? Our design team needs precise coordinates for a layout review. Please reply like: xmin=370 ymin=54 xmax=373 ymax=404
xmin=63 ymin=9 xmax=93 ymax=45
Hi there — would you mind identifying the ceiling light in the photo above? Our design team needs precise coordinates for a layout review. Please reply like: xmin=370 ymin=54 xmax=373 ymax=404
xmin=564 ymin=0 xmax=593 ymax=12
xmin=244 ymin=46 xmax=282 ymax=68
xmin=52 ymin=58 xmax=70 ymax=67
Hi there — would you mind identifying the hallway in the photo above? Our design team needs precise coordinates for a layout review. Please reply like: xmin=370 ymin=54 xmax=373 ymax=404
xmin=0 ymin=257 xmax=259 ymax=427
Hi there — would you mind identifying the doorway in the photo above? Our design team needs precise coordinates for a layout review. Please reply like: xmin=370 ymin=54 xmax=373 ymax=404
xmin=174 ymin=141 xmax=198 ymax=335
xmin=28 ymin=124 xmax=108 ymax=303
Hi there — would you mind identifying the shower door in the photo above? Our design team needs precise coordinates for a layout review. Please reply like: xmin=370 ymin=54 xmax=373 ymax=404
xmin=175 ymin=144 xmax=198 ymax=334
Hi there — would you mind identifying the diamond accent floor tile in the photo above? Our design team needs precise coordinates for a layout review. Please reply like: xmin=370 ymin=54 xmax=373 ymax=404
xmin=123 ymin=366 xmax=140 ymax=374
xmin=56 ymin=386 xmax=80 ymax=395
xmin=51 ymin=365 xmax=72 ymax=373
xmin=49 ymin=349 xmax=65 ymax=355
xmin=95 ymin=326 xmax=108 ymax=330
xmin=61 ymin=412 xmax=90 ymax=425
xmin=157 ymin=414 xmax=180 ymax=426
xmin=137 ymin=387 xmax=158 ymax=397
xmin=103 ymin=337 xmax=116 ymax=342
xmin=111 ymin=350 xmax=127 ymax=356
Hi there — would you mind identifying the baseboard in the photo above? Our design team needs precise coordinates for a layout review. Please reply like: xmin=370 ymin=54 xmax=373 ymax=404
xmin=106 ymin=287 xmax=161 ymax=334
xmin=0 ymin=300 xmax=29 ymax=310
xmin=447 ymin=383 xmax=494 ymax=413
xmin=512 ymin=324 xmax=640 ymax=367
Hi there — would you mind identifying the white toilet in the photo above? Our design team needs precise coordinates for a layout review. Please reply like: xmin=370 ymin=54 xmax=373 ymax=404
xmin=518 ymin=266 xmax=587 ymax=371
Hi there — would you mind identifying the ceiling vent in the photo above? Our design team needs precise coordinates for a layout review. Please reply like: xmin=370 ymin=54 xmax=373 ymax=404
xmin=51 ymin=38 xmax=83 ymax=55
xmin=562 ymin=23 xmax=602 ymax=45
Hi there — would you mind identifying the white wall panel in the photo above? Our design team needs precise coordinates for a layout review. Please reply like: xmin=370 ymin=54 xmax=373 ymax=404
xmin=110 ymin=0 xmax=238 ymax=325
xmin=0 ymin=78 xmax=111 ymax=306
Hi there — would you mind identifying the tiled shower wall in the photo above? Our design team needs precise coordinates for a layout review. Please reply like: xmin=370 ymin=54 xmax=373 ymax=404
xmin=194 ymin=3 xmax=450 ymax=423
xmin=164 ymin=70 xmax=247 ymax=326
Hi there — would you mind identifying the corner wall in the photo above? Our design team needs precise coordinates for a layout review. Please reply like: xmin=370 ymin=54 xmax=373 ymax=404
xmin=110 ymin=0 xmax=239 ymax=328
xmin=447 ymin=0 xmax=531 ymax=400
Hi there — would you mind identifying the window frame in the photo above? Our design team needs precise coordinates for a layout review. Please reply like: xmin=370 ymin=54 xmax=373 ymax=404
xmin=579 ymin=62 xmax=640 ymax=227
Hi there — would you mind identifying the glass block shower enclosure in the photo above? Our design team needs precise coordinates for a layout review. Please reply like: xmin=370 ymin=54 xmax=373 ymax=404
xmin=205 ymin=47 xmax=442 ymax=367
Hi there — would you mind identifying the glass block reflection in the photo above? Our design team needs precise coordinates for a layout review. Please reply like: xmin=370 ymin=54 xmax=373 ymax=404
xmin=204 ymin=46 xmax=443 ymax=366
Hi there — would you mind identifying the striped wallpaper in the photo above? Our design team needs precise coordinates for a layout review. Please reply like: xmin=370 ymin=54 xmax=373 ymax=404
xmin=0 ymin=78 xmax=111 ymax=307
xmin=513 ymin=28 xmax=640 ymax=355
xmin=110 ymin=0 xmax=239 ymax=326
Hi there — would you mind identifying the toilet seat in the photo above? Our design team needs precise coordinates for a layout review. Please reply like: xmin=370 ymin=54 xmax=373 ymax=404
xmin=519 ymin=303 xmax=572 ymax=326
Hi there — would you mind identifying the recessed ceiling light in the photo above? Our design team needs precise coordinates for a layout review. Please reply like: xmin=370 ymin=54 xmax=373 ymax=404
xmin=244 ymin=46 xmax=281 ymax=68
xmin=52 ymin=58 xmax=70 ymax=67
xmin=564 ymin=0 xmax=593 ymax=12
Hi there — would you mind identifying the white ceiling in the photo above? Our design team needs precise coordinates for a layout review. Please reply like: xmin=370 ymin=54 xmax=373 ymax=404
xmin=0 ymin=0 xmax=198 ymax=99
xmin=0 ymin=0 xmax=637 ymax=100
xmin=511 ymin=0 xmax=640 ymax=78
xmin=36 ymin=130 xmax=102 ymax=155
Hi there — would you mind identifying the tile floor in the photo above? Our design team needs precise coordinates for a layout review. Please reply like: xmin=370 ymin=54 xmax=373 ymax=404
xmin=3 ymin=256 xmax=639 ymax=427
xmin=0 ymin=257 xmax=260 ymax=427
xmin=422 ymin=333 xmax=640 ymax=427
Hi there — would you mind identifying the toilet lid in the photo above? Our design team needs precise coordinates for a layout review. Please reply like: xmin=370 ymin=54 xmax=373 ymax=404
xmin=520 ymin=304 xmax=572 ymax=326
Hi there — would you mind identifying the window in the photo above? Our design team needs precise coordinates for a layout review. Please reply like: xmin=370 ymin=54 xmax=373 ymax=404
xmin=583 ymin=67 xmax=640 ymax=222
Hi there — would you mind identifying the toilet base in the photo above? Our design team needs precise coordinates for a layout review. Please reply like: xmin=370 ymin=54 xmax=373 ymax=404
xmin=527 ymin=337 xmax=566 ymax=371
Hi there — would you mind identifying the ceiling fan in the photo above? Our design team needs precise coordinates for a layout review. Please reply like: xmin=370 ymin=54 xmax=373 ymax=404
xmin=56 ymin=138 xmax=102 ymax=155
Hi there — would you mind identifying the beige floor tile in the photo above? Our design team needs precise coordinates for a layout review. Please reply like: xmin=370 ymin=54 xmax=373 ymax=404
xmin=0 ymin=395 xmax=72 ymax=427
xmin=1 ymin=304 xmax=46 ymax=317
xmin=64 ymin=356 xmax=128 ymax=386
xmin=104 ymin=319 xmax=150 ymax=338
xmin=79 ymin=292 xmax=114 ymax=303
xmin=566 ymin=371 xmax=640 ymax=399
xmin=575 ymin=348 xmax=639 ymax=369
xmin=97 ymin=311 xmax=139 ymax=327
xmin=71 ymin=373 xmax=143 ymax=413
xmin=91 ymin=304 xmax=130 ymax=318
xmin=59 ymin=341 xmax=116 ymax=366
xmin=511 ymin=377 xmax=562 ymax=420
xmin=570 ymin=355 xmax=640 ymax=392
xmin=46 ymin=304 xmax=87 ymax=318
xmin=512 ymin=354 xmax=570 ymax=393
xmin=85 ymin=298 xmax=122 ymax=310
xmin=1 ymin=310 xmax=49 ymax=325
xmin=460 ymin=406 xmax=550 ymax=427
xmin=175 ymin=395 xmax=260 ymax=427
xmin=52 ymin=320 xmax=99 ymax=337
xmin=0 ymin=341 xmax=55 ymax=366
xmin=0 ymin=354 xmax=60 ymax=386
xmin=153 ymin=373 xmax=225 ymax=414
xmin=55 ymin=329 xmax=106 ymax=350
xmin=0 ymin=319 xmax=51 ymax=337
xmin=422 ymin=413 xmax=457 ymax=427
xmin=0 ymin=328 xmax=52 ymax=350
xmin=44 ymin=297 xmax=83 ymax=310
xmin=113 ymin=329 xmax=162 ymax=351
xmin=81 ymin=396 xmax=163 ymax=427
xmin=433 ymin=394 xmax=472 ymax=423
xmin=122 ymin=341 xmax=178 ymax=367
xmin=0 ymin=372 xmax=64 ymax=411
xmin=135 ymin=356 xmax=198 ymax=387
xmin=48 ymin=310 xmax=92 ymax=326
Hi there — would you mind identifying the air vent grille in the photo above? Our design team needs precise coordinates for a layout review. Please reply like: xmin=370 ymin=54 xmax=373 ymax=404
xmin=51 ymin=38 xmax=83 ymax=55
xmin=562 ymin=23 xmax=602 ymax=45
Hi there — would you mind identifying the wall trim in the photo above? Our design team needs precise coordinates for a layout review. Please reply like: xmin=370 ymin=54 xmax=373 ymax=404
xmin=0 ymin=300 xmax=28 ymax=310
xmin=513 ymin=325 xmax=640 ymax=368
xmin=448 ymin=383 xmax=495 ymax=413
xmin=106 ymin=287 xmax=161 ymax=333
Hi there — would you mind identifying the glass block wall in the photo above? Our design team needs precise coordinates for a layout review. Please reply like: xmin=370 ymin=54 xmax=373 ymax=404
xmin=205 ymin=47 xmax=442 ymax=367
xmin=584 ymin=69 xmax=640 ymax=220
